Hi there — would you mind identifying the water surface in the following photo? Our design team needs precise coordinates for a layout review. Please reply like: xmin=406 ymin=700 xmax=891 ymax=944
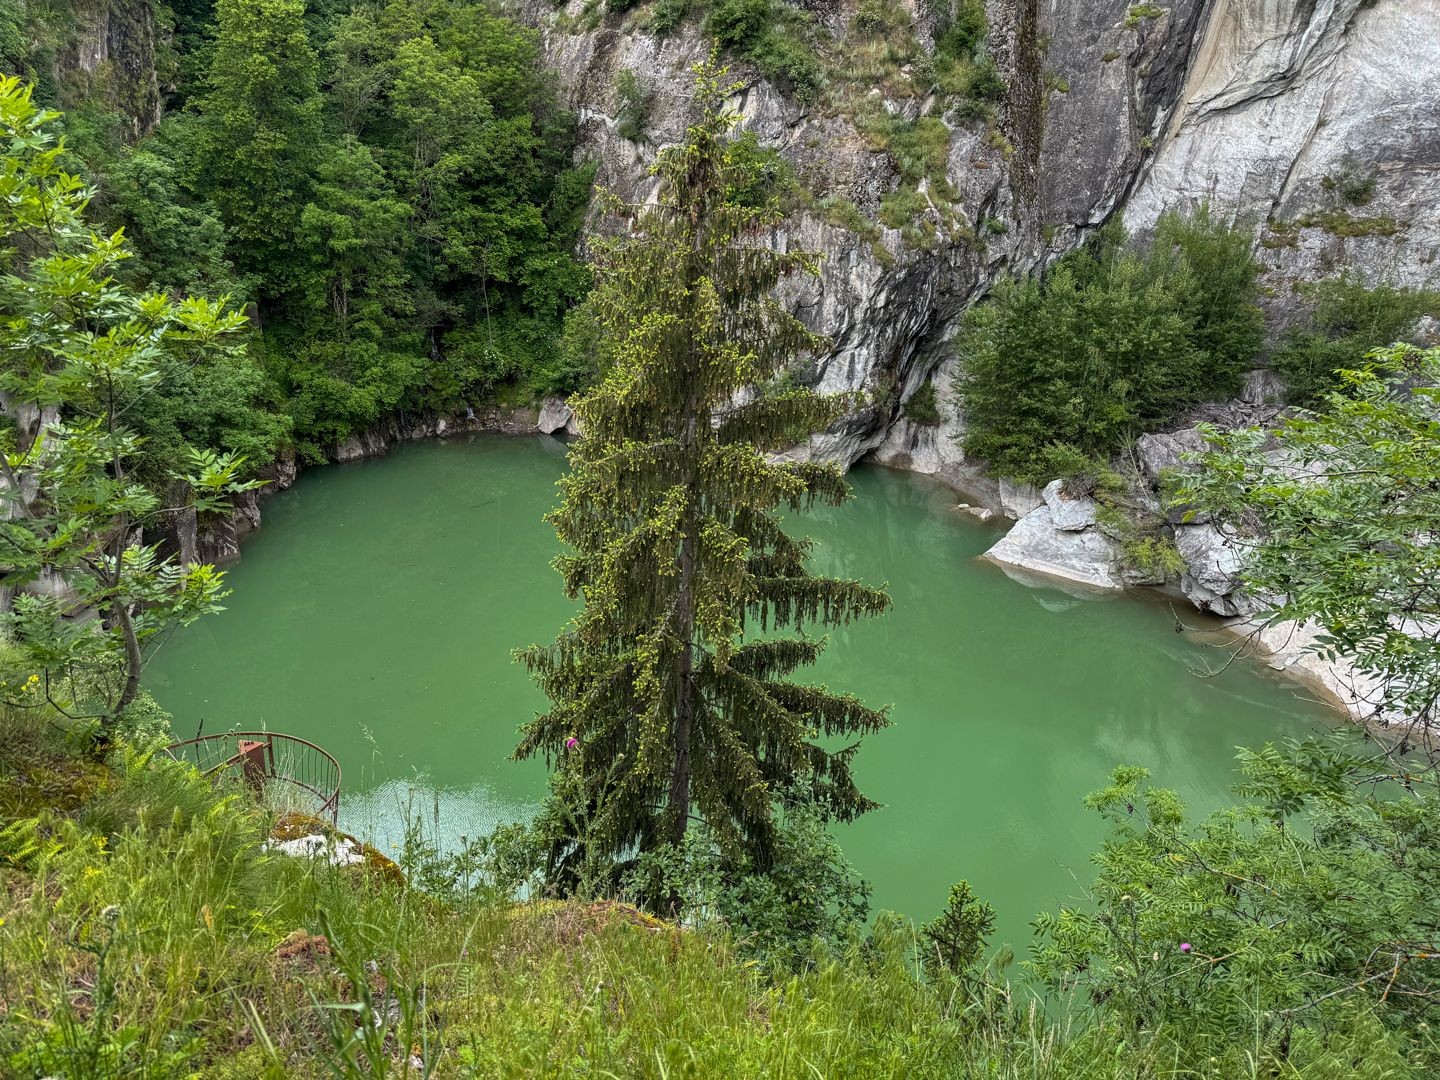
xmin=149 ymin=436 xmax=1336 ymax=947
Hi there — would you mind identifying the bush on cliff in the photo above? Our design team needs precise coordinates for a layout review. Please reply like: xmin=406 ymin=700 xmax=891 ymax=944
xmin=1271 ymin=277 xmax=1440 ymax=403
xmin=955 ymin=209 xmax=1264 ymax=484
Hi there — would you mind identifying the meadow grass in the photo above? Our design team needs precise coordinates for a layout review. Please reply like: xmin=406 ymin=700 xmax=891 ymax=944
xmin=0 ymin=706 xmax=1424 ymax=1077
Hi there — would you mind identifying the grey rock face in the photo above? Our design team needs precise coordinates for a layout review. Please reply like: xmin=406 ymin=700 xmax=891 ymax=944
xmin=871 ymin=358 xmax=994 ymax=495
xmin=527 ymin=0 xmax=1438 ymax=479
xmin=1124 ymin=0 xmax=1440 ymax=291
xmin=999 ymin=478 xmax=1045 ymax=521
xmin=59 ymin=0 xmax=164 ymax=141
xmin=981 ymin=504 xmax=1124 ymax=589
xmin=1174 ymin=522 xmax=1254 ymax=616
xmin=1041 ymin=479 xmax=1098 ymax=531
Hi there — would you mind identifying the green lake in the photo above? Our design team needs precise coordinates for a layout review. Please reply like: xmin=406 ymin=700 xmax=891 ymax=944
xmin=149 ymin=435 xmax=1337 ymax=947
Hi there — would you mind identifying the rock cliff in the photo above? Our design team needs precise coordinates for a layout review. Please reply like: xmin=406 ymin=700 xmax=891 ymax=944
xmin=523 ymin=0 xmax=1439 ymax=471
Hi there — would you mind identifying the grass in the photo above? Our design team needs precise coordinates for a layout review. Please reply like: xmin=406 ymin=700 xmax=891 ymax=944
xmin=2 ymin=702 xmax=1433 ymax=1075
xmin=1124 ymin=4 xmax=1165 ymax=28
xmin=0 ymin=708 xmax=1105 ymax=1077
xmin=1295 ymin=209 xmax=1402 ymax=238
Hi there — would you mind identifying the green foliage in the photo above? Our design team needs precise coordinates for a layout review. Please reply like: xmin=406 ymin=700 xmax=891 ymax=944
xmin=190 ymin=0 xmax=324 ymax=280
xmin=957 ymin=210 xmax=1264 ymax=483
xmin=1271 ymin=277 xmax=1440 ymax=403
xmin=1296 ymin=208 xmax=1401 ymax=238
xmin=706 ymin=0 xmax=823 ymax=101
xmin=614 ymin=67 xmax=651 ymax=143
xmin=627 ymin=797 xmax=871 ymax=970
xmin=1031 ymin=736 xmax=1440 ymax=1069
xmin=516 ymin=64 xmax=890 ymax=900
xmin=879 ymin=183 xmax=930 ymax=229
xmin=1125 ymin=4 xmax=1166 ymax=27
xmin=1175 ymin=346 xmax=1440 ymax=736
xmin=38 ymin=0 xmax=596 ymax=458
xmin=6 ymin=711 xmax=1430 ymax=1076
xmin=928 ymin=0 xmax=1004 ymax=105
xmin=903 ymin=378 xmax=943 ymax=425
xmin=722 ymin=128 xmax=799 ymax=208
xmin=0 ymin=76 xmax=259 ymax=732
xmin=920 ymin=880 xmax=994 ymax=976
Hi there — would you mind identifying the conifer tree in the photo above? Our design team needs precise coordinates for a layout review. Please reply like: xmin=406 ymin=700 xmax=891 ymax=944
xmin=517 ymin=64 xmax=891 ymax=888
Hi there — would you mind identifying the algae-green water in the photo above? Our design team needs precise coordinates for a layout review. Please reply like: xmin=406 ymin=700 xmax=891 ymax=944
xmin=149 ymin=435 xmax=1335 ymax=946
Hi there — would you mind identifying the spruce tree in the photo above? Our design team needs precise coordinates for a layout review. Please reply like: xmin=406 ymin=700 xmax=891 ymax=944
xmin=517 ymin=65 xmax=891 ymax=888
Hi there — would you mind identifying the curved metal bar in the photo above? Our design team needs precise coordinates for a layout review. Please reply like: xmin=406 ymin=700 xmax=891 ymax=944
xmin=164 ymin=731 xmax=341 ymax=823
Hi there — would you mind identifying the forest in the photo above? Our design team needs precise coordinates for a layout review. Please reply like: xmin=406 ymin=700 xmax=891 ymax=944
xmin=1 ymin=0 xmax=1439 ymax=1077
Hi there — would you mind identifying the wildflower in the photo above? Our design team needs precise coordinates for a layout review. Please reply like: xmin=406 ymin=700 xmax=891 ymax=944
xmin=1179 ymin=942 xmax=1192 ymax=954
xmin=565 ymin=736 xmax=579 ymax=750
xmin=101 ymin=904 xmax=121 ymax=923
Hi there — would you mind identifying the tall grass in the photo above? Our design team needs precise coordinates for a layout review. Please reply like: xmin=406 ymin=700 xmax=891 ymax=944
xmin=1 ymin=705 xmax=1424 ymax=1077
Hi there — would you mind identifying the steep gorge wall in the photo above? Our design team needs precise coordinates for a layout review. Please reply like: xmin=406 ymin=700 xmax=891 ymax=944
xmin=523 ymin=0 xmax=1439 ymax=484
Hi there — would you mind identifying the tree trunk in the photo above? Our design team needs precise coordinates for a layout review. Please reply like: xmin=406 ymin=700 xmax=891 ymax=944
xmin=111 ymin=597 xmax=143 ymax=719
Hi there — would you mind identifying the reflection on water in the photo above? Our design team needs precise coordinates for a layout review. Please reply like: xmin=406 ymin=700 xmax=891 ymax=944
xmin=337 ymin=777 xmax=542 ymax=861
xmin=150 ymin=436 xmax=1339 ymax=948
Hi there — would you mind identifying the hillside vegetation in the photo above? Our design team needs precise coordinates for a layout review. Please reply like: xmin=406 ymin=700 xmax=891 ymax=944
xmin=4 ymin=703 xmax=1438 ymax=1078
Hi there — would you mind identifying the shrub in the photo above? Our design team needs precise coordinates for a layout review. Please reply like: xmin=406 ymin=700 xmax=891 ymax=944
xmin=955 ymin=211 xmax=1263 ymax=482
xmin=1031 ymin=737 xmax=1440 ymax=1069
xmin=723 ymin=128 xmax=799 ymax=208
xmin=649 ymin=0 xmax=696 ymax=35
xmin=614 ymin=67 xmax=650 ymax=142
xmin=707 ymin=0 xmax=823 ymax=101
xmin=709 ymin=0 xmax=769 ymax=50
xmin=1271 ymin=277 xmax=1440 ymax=403
xmin=625 ymin=798 xmax=871 ymax=971
xmin=928 ymin=0 xmax=1004 ymax=105
xmin=931 ymin=0 xmax=987 ymax=59
xmin=879 ymin=183 xmax=929 ymax=229
xmin=903 ymin=378 xmax=943 ymax=424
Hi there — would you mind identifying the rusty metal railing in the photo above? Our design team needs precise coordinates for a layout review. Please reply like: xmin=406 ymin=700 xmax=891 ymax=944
xmin=164 ymin=731 xmax=340 ymax=824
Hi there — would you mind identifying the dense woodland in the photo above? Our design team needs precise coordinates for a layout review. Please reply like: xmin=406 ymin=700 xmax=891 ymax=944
xmin=5 ymin=0 xmax=595 ymax=462
xmin=1 ymin=1 xmax=1439 ymax=1076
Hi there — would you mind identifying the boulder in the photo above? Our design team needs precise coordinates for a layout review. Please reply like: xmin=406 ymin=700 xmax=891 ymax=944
xmin=1240 ymin=370 xmax=1287 ymax=407
xmin=1135 ymin=428 xmax=1207 ymax=483
xmin=331 ymin=429 xmax=390 ymax=463
xmin=1174 ymin=523 xmax=1253 ymax=616
xmin=1041 ymin=479 xmax=1097 ymax=532
xmin=981 ymin=505 xmax=1123 ymax=590
xmin=538 ymin=397 xmax=574 ymax=435
xmin=21 ymin=568 xmax=83 ymax=608
xmin=999 ymin=478 xmax=1044 ymax=521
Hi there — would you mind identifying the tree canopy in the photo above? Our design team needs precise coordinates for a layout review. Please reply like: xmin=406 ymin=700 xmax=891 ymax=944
xmin=1176 ymin=345 xmax=1440 ymax=753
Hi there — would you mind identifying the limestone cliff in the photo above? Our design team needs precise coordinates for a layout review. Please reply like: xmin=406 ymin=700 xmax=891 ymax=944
xmin=521 ymin=0 xmax=1438 ymax=474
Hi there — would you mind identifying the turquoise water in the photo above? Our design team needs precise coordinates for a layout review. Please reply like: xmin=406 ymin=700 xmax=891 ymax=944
xmin=148 ymin=435 xmax=1336 ymax=947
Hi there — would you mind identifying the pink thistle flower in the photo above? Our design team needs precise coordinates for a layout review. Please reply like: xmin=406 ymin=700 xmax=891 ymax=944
xmin=1179 ymin=942 xmax=1193 ymax=954
xmin=565 ymin=737 xmax=579 ymax=751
